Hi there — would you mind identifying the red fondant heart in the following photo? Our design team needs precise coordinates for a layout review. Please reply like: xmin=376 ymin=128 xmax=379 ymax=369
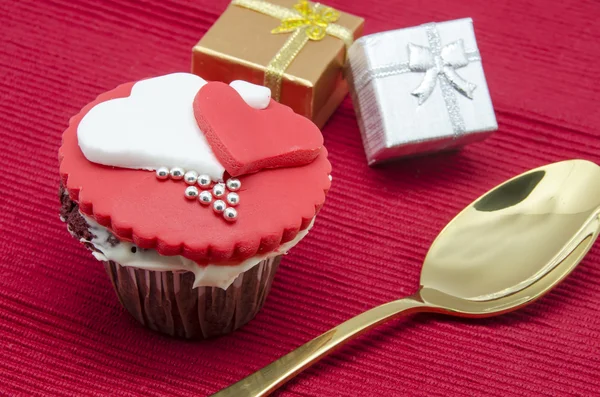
xmin=193 ymin=82 xmax=323 ymax=177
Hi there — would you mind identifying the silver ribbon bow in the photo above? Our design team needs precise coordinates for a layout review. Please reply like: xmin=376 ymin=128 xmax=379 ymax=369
xmin=408 ymin=39 xmax=476 ymax=105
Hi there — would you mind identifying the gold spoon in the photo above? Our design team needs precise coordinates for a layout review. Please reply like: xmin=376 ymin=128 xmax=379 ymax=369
xmin=213 ymin=159 xmax=600 ymax=397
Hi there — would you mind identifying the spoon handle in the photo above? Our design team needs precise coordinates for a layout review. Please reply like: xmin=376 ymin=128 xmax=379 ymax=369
xmin=211 ymin=295 xmax=428 ymax=397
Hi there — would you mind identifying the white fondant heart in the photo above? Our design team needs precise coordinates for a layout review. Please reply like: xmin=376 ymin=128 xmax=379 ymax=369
xmin=77 ymin=73 xmax=272 ymax=181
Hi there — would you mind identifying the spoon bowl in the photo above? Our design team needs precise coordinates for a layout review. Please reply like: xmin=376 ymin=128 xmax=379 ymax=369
xmin=213 ymin=159 xmax=600 ymax=397
xmin=420 ymin=159 xmax=600 ymax=316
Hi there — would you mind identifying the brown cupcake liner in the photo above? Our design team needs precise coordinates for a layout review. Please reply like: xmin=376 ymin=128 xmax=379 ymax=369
xmin=103 ymin=256 xmax=281 ymax=339
xmin=60 ymin=187 xmax=282 ymax=339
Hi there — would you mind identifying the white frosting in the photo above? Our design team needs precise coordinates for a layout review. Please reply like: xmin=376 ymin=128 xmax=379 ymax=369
xmin=77 ymin=73 xmax=271 ymax=181
xmin=80 ymin=213 xmax=313 ymax=290
xmin=229 ymin=80 xmax=271 ymax=109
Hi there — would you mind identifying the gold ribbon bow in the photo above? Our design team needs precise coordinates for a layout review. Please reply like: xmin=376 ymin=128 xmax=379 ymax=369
xmin=232 ymin=0 xmax=354 ymax=101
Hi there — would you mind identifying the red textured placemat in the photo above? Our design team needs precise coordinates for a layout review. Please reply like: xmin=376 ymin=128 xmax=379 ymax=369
xmin=1 ymin=0 xmax=599 ymax=396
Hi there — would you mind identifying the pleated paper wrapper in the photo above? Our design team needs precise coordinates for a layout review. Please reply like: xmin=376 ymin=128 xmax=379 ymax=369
xmin=104 ymin=256 xmax=281 ymax=339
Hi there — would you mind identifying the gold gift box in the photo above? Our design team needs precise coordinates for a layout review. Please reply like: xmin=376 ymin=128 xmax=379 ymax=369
xmin=192 ymin=0 xmax=364 ymax=128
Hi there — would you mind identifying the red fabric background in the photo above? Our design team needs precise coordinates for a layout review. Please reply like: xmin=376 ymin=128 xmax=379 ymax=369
xmin=1 ymin=0 xmax=599 ymax=396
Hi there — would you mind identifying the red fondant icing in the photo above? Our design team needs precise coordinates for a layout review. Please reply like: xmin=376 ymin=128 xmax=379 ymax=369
xmin=59 ymin=80 xmax=331 ymax=264
xmin=193 ymin=82 xmax=323 ymax=177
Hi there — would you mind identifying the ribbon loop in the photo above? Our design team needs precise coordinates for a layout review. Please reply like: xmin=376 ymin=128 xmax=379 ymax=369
xmin=441 ymin=40 xmax=469 ymax=68
xmin=407 ymin=43 xmax=435 ymax=72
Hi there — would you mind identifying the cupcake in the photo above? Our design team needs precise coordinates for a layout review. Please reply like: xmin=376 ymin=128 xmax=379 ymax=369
xmin=59 ymin=73 xmax=331 ymax=338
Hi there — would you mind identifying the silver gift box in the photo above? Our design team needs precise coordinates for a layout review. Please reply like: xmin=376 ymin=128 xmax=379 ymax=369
xmin=346 ymin=18 xmax=498 ymax=165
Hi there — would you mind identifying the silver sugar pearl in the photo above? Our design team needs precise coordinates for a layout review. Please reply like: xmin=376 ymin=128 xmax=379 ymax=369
xmin=198 ymin=191 xmax=213 ymax=205
xmin=223 ymin=207 xmax=238 ymax=222
xmin=184 ymin=186 xmax=199 ymax=200
xmin=197 ymin=174 xmax=212 ymax=189
xmin=212 ymin=183 xmax=226 ymax=198
xmin=156 ymin=167 xmax=170 ymax=180
xmin=184 ymin=170 xmax=199 ymax=185
xmin=170 ymin=167 xmax=185 ymax=180
xmin=226 ymin=178 xmax=241 ymax=191
xmin=213 ymin=200 xmax=226 ymax=213
xmin=226 ymin=192 xmax=240 ymax=206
